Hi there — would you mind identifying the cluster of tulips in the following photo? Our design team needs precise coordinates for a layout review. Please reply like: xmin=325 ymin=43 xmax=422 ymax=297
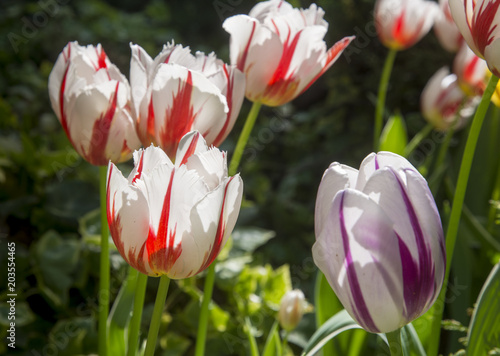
xmin=47 ymin=0 xmax=500 ymax=354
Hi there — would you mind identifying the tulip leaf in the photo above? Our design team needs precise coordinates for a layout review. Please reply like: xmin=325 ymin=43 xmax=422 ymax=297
xmin=262 ymin=321 xmax=281 ymax=356
xmin=108 ymin=267 xmax=138 ymax=355
xmin=231 ymin=227 xmax=276 ymax=254
xmin=401 ymin=323 xmax=426 ymax=356
xmin=379 ymin=113 xmax=407 ymax=155
xmin=467 ymin=262 xmax=500 ymax=355
xmin=302 ymin=309 xmax=362 ymax=356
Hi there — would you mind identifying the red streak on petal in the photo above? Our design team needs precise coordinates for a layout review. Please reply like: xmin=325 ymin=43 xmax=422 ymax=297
xmin=146 ymin=169 xmax=182 ymax=275
xmin=59 ymin=45 xmax=72 ymax=141
xmin=137 ymin=97 xmax=157 ymax=146
xmin=159 ymin=71 xmax=197 ymax=157
xmin=96 ymin=46 xmax=108 ymax=70
xmin=213 ymin=65 xmax=233 ymax=147
xmin=391 ymin=9 xmax=426 ymax=49
xmin=471 ymin=0 xmax=500 ymax=55
xmin=237 ymin=22 xmax=256 ymax=71
xmin=463 ymin=55 xmax=485 ymax=94
xmin=85 ymin=81 xmax=120 ymax=165
xmin=132 ymin=151 xmax=145 ymax=184
xmin=178 ymin=131 xmax=200 ymax=166
xmin=197 ymin=176 xmax=235 ymax=274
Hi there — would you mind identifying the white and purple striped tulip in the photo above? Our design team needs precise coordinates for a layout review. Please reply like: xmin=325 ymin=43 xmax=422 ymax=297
xmin=312 ymin=152 xmax=445 ymax=333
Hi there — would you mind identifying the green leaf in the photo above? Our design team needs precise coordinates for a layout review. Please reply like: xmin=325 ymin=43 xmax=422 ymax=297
xmin=0 ymin=302 xmax=35 ymax=327
xmin=262 ymin=321 xmax=282 ymax=356
xmin=232 ymin=227 xmax=276 ymax=254
xmin=48 ymin=317 xmax=97 ymax=355
xmin=302 ymin=309 xmax=362 ymax=356
xmin=467 ymin=262 xmax=500 ymax=355
xmin=32 ymin=230 xmax=81 ymax=308
xmin=262 ymin=264 xmax=292 ymax=309
xmin=379 ymin=113 xmax=407 ymax=155
xmin=108 ymin=267 xmax=138 ymax=355
xmin=401 ymin=323 xmax=426 ymax=356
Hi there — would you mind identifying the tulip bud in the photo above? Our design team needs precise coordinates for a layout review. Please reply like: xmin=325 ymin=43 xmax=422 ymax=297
xmin=313 ymin=152 xmax=445 ymax=333
xmin=107 ymin=131 xmax=243 ymax=278
xmin=278 ymin=289 xmax=306 ymax=331
xmin=374 ymin=0 xmax=439 ymax=51
xmin=223 ymin=0 xmax=354 ymax=106
xmin=421 ymin=67 xmax=478 ymax=131
xmin=449 ymin=0 xmax=500 ymax=77
xmin=48 ymin=41 xmax=141 ymax=166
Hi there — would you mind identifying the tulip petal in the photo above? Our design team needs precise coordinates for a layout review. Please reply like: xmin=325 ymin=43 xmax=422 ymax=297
xmin=107 ymin=163 xmax=152 ymax=275
xmin=129 ymin=146 xmax=173 ymax=185
xmin=449 ymin=0 xmax=478 ymax=55
xmin=313 ymin=189 xmax=404 ymax=333
xmin=355 ymin=152 xmax=415 ymax=191
xmin=484 ymin=38 xmax=500 ymax=77
xmin=175 ymin=131 xmax=209 ymax=167
xmin=314 ymin=162 xmax=358 ymax=237
xmin=185 ymin=148 xmax=227 ymax=191
xmin=151 ymin=63 xmax=228 ymax=157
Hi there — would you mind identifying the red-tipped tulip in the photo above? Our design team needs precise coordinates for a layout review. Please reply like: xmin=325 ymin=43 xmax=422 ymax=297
xmin=107 ymin=131 xmax=243 ymax=278
xmin=421 ymin=67 xmax=478 ymax=131
xmin=375 ymin=0 xmax=439 ymax=50
xmin=48 ymin=41 xmax=140 ymax=166
xmin=313 ymin=152 xmax=445 ymax=333
xmin=223 ymin=0 xmax=354 ymax=106
xmin=129 ymin=43 xmax=245 ymax=158
xmin=449 ymin=0 xmax=500 ymax=77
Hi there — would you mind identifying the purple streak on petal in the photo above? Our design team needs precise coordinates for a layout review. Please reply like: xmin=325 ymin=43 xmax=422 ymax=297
xmin=339 ymin=192 xmax=378 ymax=332
xmin=396 ymin=232 xmax=420 ymax=322
xmin=389 ymin=168 xmax=436 ymax=318
xmin=374 ymin=155 xmax=380 ymax=170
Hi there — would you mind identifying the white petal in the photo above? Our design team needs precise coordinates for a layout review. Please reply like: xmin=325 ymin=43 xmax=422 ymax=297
xmin=130 ymin=43 xmax=153 ymax=120
xmin=484 ymin=37 xmax=500 ymax=77
xmin=314 ymin=162 xmax=358 ymax=237
xmin=449 ymin=0 xmax=479 ymax=55
xmin=313 ymin=189 xmax=404 ymax=333
xmin=185 ymin=147 xmax=227 ymax=190
xmin=129 ymin=146 xmax=173 ymax=185
xmin=356 ymin=152 xmax=415 ymax=191
xmin=175 ymin=131 xmax=209 ymax=167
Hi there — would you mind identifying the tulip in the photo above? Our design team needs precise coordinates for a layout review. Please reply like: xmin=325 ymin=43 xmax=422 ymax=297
xmin=453 ymin=43 xmax=500 ymax=106
xmin=312 ymin=152 xmax=445 ymax=333
xmin=374 ymin=0 xmax=439 ymax=50
xmin=48 ymin=41 xmax=141 ymax=166
xmin=449 ymin=0 xmax=500 ymax=77
xmin=421 ymin=67 xmax=478 ymax=131
xmin=222 ymin=0 xmax=354 ymax=107
xmin=106 ymin=131 xmax=243 ymax=278
xmin=434 ymin=0 xmax=463 ymax=52
xmin=129 ymin=42 xmax=245 ymax=158
xmin=278 ymin=289 xmax=306 ymax=331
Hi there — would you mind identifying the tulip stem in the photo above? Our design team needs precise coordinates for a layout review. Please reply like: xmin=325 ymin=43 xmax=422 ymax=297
xmin=374 ymin=48 xmax=398 ymax=151
xmin=144 ymin=275 xmax=170 ymax=356
xmin=386 ymin=329 xmax=404 ymax=356
xmin=403 ymin=123 xmax=433 ymax=158
xmin=98 ymin=165 xmax=110 ymax=356
xmin=229 ymin=101 xmax=263 ymax=176
xmin=195 ymin=263 xmax=216 ymax=356
xmin=127 ymin=272 xmax=148 ymax=356
xmin=426 ymin=74 xmax=499 ymax=356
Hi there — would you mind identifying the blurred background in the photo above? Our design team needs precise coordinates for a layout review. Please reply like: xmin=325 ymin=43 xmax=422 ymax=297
xmin=1 ymin=0 xmax=498 ymax=355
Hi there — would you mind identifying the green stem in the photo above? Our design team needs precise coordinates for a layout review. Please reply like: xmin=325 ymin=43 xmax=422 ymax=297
xmin=426 ymin=74 xmax=499 ymax=356
xmin=99 ymin=165 xmax=110 ymax=356
xmin=374 ymin=48 xmax=398 ymax=151
xmin=282 ymin=331 xmax=289 ymax=356
xmin=229 ymin=101 xmax=263 ymax=176
xmin=194 ymin=263 xmax=216 ymax=356
xmin=403 ymin=123 xmax=433 ymax=157
xmin=127 ymin=272 xmax=148 ymax=356
xmin=245 ymin=317 xmax=260 ymax=356
xmin=144 ymin=275 xmax=171 ymax=356
xmin=386 ymin=329 xmax=403 ymax=356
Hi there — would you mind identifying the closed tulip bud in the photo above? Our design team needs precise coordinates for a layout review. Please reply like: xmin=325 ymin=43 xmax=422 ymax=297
xmin=278 ymin=289 xmax=306 ymax=331
xmin=129 ymin=42 xmax=245 ymax=158
xmin=313 ymin=152 xmax=445 ymax=334
xmin=223 ymin=0 xmax=354 ymax=107
xmin=421 ymin=67 xmax=478 ymax=131
xmin=434 ymin=0 xmax=463 ymax=52
xmin=48 ymin=41 xmax=141 ymax=166
xmin=374 ymin=0 xmax=439 ymax=50
xmin=449 ymin=0 xmax=500 ymax=77
xmin=107 ymin=131 xmax=243 ymax=278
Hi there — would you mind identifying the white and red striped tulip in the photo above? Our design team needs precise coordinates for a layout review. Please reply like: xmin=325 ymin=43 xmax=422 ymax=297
xmin=222 ymin=0 xmax=354 ymax=106
xmin=48 ymin=41 xmax=140 ymax=166
xmin=106 ymin=131 xmax=243 ymax=278
xmin=313 ymin=152 xmax=445 ymax=333
xmin=374 ymin=0 xmax=439 ymax=50
xmin=421 ymin=67 xmax=478 ymax=131
xmin=434 ymin=0 xmax=463 ymax=52
xmin=129 ymin=42 xmax=245 ymax=158
xmin=449 ymin=0 xmax=500 ymax=77
xmin=453 ymin=42 xmax=490 ymax=96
